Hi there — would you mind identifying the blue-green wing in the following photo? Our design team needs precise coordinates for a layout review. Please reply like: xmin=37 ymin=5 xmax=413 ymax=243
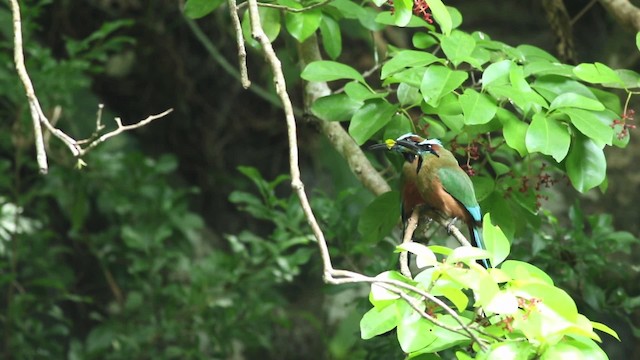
xmin=437 ymin=166 xmax=480 ymax=221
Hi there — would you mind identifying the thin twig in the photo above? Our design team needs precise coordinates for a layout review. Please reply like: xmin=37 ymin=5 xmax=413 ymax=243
xmin=77 ymin=109 xmax=174 ymax=156
xmin=227 ymin=0 xmax=250 ymax=88
xmin=436 ymin=218 xmax=472 ymax=247
xmin=246 ymin=0 xmax=335 ymax=276
xmin=239 ymin=0 xmax=333 ymax=13
xmin=571 ymin=0 xmax=598 ymax=25
xmin=10 ymin=0 xmax=48 ymax=173
xmin=400 ymin=207 xmax=419 ymax=278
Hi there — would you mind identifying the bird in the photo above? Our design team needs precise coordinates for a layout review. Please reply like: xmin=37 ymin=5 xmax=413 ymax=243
xmin=371 ymin=133 xmax=491 ymax=268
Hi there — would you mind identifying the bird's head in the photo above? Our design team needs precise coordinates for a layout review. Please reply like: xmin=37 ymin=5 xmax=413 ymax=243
xmin=369 ymin=133 xmax=442 ymax=173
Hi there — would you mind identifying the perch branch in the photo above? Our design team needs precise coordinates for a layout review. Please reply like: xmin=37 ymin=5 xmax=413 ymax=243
xmin=400 ymin=207 xmax=420 ymax=278
xmin=436 ymin=218 xmax=473 ymax=247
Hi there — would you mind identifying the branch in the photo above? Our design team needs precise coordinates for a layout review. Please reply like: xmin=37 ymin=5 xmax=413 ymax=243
xmin=598 ymin=0 xmax=640 ymax=32
xmin=10 ymin=0 xmax=172 ymax=172
xmin=239 ymin=0 xmax=333 ymax=13
xmin=11 ymin=0 xmax=49 ymax=173
xmin=400 ymin=207 xmax=420 ymax=278
xmin=298 ymin=35 xmax=391 ymax=196
xmin=76 ymin=109 xmax=174 ymax=156
xmin=436 ymin=218 xmax=472 ymax=247
xmin=227 ymin=0 xmax=250 ymax=88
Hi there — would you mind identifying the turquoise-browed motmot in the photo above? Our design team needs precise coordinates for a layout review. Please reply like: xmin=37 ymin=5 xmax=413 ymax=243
xmin=372 ymin=133 xmax=491 ymax=268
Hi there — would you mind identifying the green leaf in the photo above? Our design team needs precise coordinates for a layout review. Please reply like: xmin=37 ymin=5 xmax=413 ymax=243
xmin=566 ymin=135 xmax=606 ymax=193
xmin=345 ymin=81 xmax=387 ymax=101
xmin=397 ymin=304 xmax=436 ymax=353
xmin=393 ymin=0 xmax=413 ymax=27
xmin=397 ymin=83 xmax=422 ymax=106
xmin=241 ymin=7 xmax=281 ymax=46
xmin=524 ymin=61 xmax=574 ymax=77
xmin=482 ymin=213 xmax=510 ymax=266
xmin=549 ymin=93 xmax=605 ymax=111
xmin=301 ymin=60 xmax=365 ymax=83
xmin=541 ymin=336 xmax=607 ymax=360
xmin=485 ymin=342 xmax=536 ymax=360
xmin=360 ymin=304 xmax=399 ymax=339
xmin=485 ymin=290 xmax=519 ymax=315
xmin=500 ymin=260 xmax=553 ymax=285
xmin=412 ymin=32 xmax=438 ymax=49
xmin=517 ymin=44 xmax=559 ymax=62
xmin=509 ymin=66 xmax=548 ymax=112
xmin=329 ymin=0 xmax=366 ymax=20
xmin=471 ymin=175 xmax=494 ymax=202
xmin=184 ymin=0 xmax=225 ymax=19
xmin=636 ymin=32 xmax=640 ymax=52
xmin=357 ymin=190 xmax=401 ymax=242
xmin=384 ymin=113 xmax=414 ymax=140
xmin=279 ymin=5 xmax=322 ymax=42
xmin=428 ymin=0 xmax=452 ymax=35
xmin=319 ymin=15 xmax=342 ymax=59
xmin=459 ymin=89 xmax=497 ymax=125
xmin=370 ymin=271 xmax=408 ymax=305
xmin=561 ymin=108 xmax=613 ymax=147
xmin=573 ymin=62 xmax=623 ymax=85
xmin=616 ymin=69 xmax=640 ymax=89
xmin=482 ymin=60 xmax=512 ymax=89
xmin=525 ymin=113 xmax=570 ymax=162
xmin=349 ymin=100 xmax=398 ymax=145
xmin=432 ymin=282 xmax=469 ymax=312
xmin=591 ymin=321 xmax=621 ymax=341
xmin=311 ymin=93 xmax=363 ymax=122
xmin=386 ymin=67 xmax=426 ymax=87
xmin=381 ymin=50 xmax=441 ymax=79
xmin=396 ymin=242 xmax=438 ymax=268
xmin=420 ymin=65 xmax=468 ymax=107
xmin=514 ymin=282 xmax=578 ymax=323
xmin=496 ymin=108 xmax=528 ymax=157
xmin=441 ymin=30 xmax=476 ymax=66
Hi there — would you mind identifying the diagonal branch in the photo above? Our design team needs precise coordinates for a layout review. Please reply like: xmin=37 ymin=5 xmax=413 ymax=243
xmin=598 ymin=0 xmax=640 ymax=32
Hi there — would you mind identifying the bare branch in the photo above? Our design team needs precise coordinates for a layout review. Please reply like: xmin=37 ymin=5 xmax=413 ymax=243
xmin=298 ymin=35 xmax=392 ymax=196
xmin=598 ymin=0 xmax=640 ymax=32
xmin=246 ymin=0 xmax=335 ymax=276
xmin=239 ymin=0 xmax=333 ymax=13
xmin=436 ymin=218 xmax=473 ymax=247
xmin=400 ymin=208 xmax=420 ymax=278
xmin=78 ymin=109 xmax=173 ymax=156
xmin=10 ymin=0 xmax=48 ymax=173
xmin=227 ymin=0 xmax=251 ymax=88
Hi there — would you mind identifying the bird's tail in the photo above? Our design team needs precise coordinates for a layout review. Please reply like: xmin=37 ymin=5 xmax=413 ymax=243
xmin=471 ymin=225 xmax=491 ymax=269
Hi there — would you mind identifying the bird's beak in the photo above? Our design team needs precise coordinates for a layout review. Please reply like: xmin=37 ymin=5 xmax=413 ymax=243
xmin=368 ymin=139 xmax=399 ymax=151
xmin=395 ymin=139 xmax=421 ymax=152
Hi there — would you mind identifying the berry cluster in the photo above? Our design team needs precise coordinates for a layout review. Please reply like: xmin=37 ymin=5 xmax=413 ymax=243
xmin=387 ymin=0 xmax=434 ymax=23
xmin=504 ymin=163 xmax=562 ymax=208
xmin=611 ymin=109 xmax=636 ymax=140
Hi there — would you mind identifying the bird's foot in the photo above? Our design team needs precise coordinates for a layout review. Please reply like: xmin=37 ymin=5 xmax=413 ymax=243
xmin=445 ymin=217 xmax=458 ymax=234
